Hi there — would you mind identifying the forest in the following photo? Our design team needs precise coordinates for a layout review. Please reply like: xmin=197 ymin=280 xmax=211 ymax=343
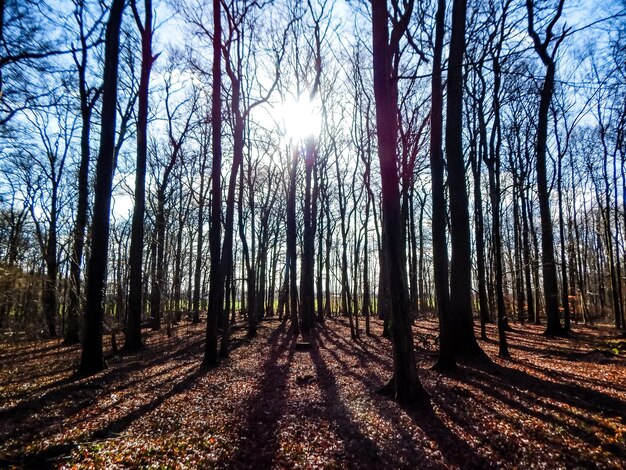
xmin=1 ymin=0 xmax=626 ymax=467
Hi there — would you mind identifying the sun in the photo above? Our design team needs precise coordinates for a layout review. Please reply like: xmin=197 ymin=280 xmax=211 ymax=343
xmin=279 ymin=95 xmax=322 ymax=141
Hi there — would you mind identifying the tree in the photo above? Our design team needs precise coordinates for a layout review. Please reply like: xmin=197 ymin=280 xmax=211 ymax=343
xmin=22 ymin=98 xmax=75 ymax=339
xmin=447 ymin=0 xmax=482 ymax=357
xmin=124 ymin=0 xmax=157 ymax=352
xmin=526 ymin=0 xmax=568 ymax=336
xmin=65 ymin=0 xmax=104 ymax=346
xmin=219 ymin=0 xmax=286 ymax=347
xmin=202 ymin=0 xmax=222 ymax=369
xmin=0 ymin=0 xmax=68 ymax=125
xmin=299 ymin=0 xmax=325 ymax=335
xmin=77 ymin=0 xmax=126 ymax=377
xmin=371 ymin=0 xmax=427 ymax=406
xmin=149 ymin=76 xmax=196 ymax=332
xmin=430 ymin=0 xmax=455 ymax=370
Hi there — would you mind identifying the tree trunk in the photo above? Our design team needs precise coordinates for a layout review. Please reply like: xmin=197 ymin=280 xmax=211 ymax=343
xmin=65 ymin=15 xmax=98 ymax=345
xmin=300 ymin=137 xmax=316 ymax=333
xmin=203 ymin=0 xmax=222 ymax=369
xmin=447 ymin=0 xmax=482 ymax=356
xmin=125 ymin=0 xmax=155 ymax=351
xmin=371 ymin=0 xmax=426 ymax=405
xmin=526 ymin=0 xmax=565 ymax=336
xmin=430 ymin=0 xmax=455 ymax=370
xmin=43 ymin=196 xmax=58 ymax=338
xmin=77 ymin=0 xmax=126 ymax=376
xmin=192 ymin=151 xmax=207 ymax=324
xmin=287 ymin=147 xmax=299 ymax=335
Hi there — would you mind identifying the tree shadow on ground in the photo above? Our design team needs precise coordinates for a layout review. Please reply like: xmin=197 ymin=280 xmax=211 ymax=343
xmin=0 ymin=341 xmax=67 ymax=362
xmin=305 ymin=332 xmax=388 ymax=465
xmin=316 ymin=322 xmax=391 ymax=389
xmin=0 ymin=333 xmax=205 ymax=423
xmin=0 ymin=322 xmax=209 ymax=462
xmin=227 ymin=321 xmax=296 ymax=467
xmin=443 ymin=357 xmax=626 ymax=464
xmin=310 ymin=327 xmax=494 ymax=469
xmin=3 ymin=366 xmax=206 ymax=468
xmin=404 ymin=401 xmax=498 ymax=469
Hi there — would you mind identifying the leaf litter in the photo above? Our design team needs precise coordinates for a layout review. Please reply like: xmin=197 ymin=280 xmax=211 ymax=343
xmin=0 ymin=317 xmax=625 ymax=468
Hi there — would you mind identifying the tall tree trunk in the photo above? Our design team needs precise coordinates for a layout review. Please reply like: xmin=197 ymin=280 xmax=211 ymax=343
xmin=557 ymin=148 xmax=571 ymax=331
xmin=77 ymin=0 xmax=126 ymax=376
xmin=520 ymin=168 xmax=535 ymax=325
xmin=526 ymin=0 xmax=565 ymax=336
xmin=431 ymin=0 xmax=454 ymax=370
xmin=527 ymin=195 xmax=542 ymax=323
xmin=287 ymin=147 xmax=299 ymax=335
xmin=471 ymin=140 xmax=490 ymax=339
xmin=417 ymin=192 xmax=426 ymax=318
xmin=362 ymin=169 xmax=372 ymax=336
xmin=513 ymin=184 xmax=525 ymax=325
xmin=173 ymin=183 xmax=188 ymax=323
xmin=125 ymin=0 xmax=155 ymax=351
xmin=324 ymin=186 xmax=333 ymax=318
xmin=43 ymin=189 xmax=58 ymax=338
xmin=239 ymin=167 xmax=256 ymax=338
xmin=65 ymin=11 xmax=99 ymax=345
xmin=150 ymin=192 xmax=166 ymax=331
xmin=316 ymin=169 xmax=325 ymax=323
xmin=192 ymin=150 xmax=208 ymax=324
xmin=447 ymin=0 xmax=482 ymax=356
xmin=301 ymin=137 xmax=316 ymax=333
xmin=536 ymin=61 xmax=563 ymax=336
xmin=203 ymin=0 xmax=222 ymax=368
xmin=377 ymin=228 xmax=391 ymax=337
xmin=371 ymin=0 xmax=427 ymax=405
xmin=219 ymin=94 xmax=244 ymax=355
xmin=488 ymin=50 xmax=509 ymax=356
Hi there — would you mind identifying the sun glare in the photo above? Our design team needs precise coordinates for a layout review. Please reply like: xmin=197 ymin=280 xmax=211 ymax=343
xmin=279 ymin=96 xmax=322 ymax=141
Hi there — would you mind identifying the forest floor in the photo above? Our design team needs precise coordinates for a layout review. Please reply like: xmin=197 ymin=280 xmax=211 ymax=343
xmin=1 ymin=316 xmax=625 ymax=469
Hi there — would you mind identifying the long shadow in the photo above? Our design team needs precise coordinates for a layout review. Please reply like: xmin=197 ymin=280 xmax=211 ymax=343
xmin=1 ymin=363 xmax=77 ymax=394
xmin=404 ymin=403 xmax=497 ymax=469
xmin=317 ymin=329 xmax=387 ymax=391
xmin=0 ymin=347 xmax=78 ymax=368
xmin=469 ymin=360 xmax=626 ymax=420
xmin=483 ymin=326 xmax=626 ymax=392
xmin=308 ymin=332 xmax=494 ymax=469
xmin=0 ymin=334 xmax=205 ymax=426
xmin=454 ymin=367 xmax=605 ymax=438
xmin=228 ymin=321 xmax=296 ymax=467
xmin=4 ymin=366 xmax=205 ymax=468
xmin=320 ymin=321 xmax=390 ymax=366
xmin=306 ymin=333 xmax=387 ymax=466
xmin=455 ymin=360 xmax=626 ymax=462
xmin=4 ymin=320 xmax=262 ymax=466
xmin=519 ymin=356 xmax=626 ymax=393
xmin=509 ymin=340 xmax=626 ymax=365
xmin=0 ymin=359 xmax=199 ymax=456
xmin=0 ymin=341 xmax=68 ymax=362
xmin=0 ymin=328 xmax=207 ymax=457
xmin=317 ymin=325 xmax=395 ymax=388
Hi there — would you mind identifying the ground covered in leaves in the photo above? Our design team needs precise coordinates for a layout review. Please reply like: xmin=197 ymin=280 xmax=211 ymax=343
xmin=1 ymin=317 xmax=625 ymax=469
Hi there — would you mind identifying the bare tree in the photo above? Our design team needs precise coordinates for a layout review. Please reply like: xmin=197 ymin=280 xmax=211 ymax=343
xmin=65 ymin=0 xmax=104 ymax=345
xmin=77 ymin=0 xmax=126 ymax=377
xmin=372 ymin=0 xmax=427 ymax=406
xmin=22 ymin=97 xmax=76 ymax=338
xmin=430 ymin=0 xmax=455 ymax=370
xmin=526 ymin=0 xmax=568 ymax=336
xmin=124 ymin=0 xmax=157 ymax=352
xmin=202 ymin=0 xmax=222 ymax=369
